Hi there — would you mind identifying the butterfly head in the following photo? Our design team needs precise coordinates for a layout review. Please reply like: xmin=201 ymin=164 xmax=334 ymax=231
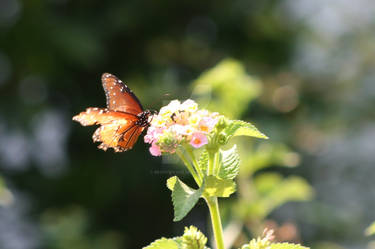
xmin=136 ymin=110 xmax=156 ymax=127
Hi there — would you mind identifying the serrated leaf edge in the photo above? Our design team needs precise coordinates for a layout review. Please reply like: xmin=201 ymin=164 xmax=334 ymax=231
xmin=142 ymin=237 xmax=179 ymax=249
xmin=269 ymin=242 xmax=309 ymax=249
xmin=171 ymin=178 xmax=204 ymax=222
xmin=231 ymin=120 xmax=268 ymax=139
xmin=219 ymin=145 xmax=240 ymax=180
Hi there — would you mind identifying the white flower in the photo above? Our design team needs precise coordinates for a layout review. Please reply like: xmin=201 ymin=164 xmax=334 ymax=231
xmin=181 ymin=99 xmax=198 ymax=113
xmin=159 ymin=100 xmax=181 ymax=119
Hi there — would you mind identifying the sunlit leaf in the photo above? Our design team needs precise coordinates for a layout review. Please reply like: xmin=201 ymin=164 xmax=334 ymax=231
xmin=228 ymin=120 xmax=268 ymax=139
xmin=240 ymin=143 xmax=300 ymax=177
xmin=255 ymin=173 xmax=313 ymax=200
xmin=143 ymin=227 xmax=210 ymax=249
xmin=198 ymin=149 xmax=209 ymax=173
xmin=0 ymin=176 xmax=13 ymax=206
xmin=269 ymin=243 xmax=309 ymax=249
xmin=312 ymin=241 xmax=346 ymax=249
xmin=192 ymin=59 xmax=262 ymax=119
xmin=167 ymin=176 xmax=178 ymax=191
xmin=143 ymin=238 xmax=179 ymax=249
xmin=204 ymin=176 xmax=236 ymax=198
xmin=218 ymin=145 xmax=240 ymax=180
xmin=247 ymin=173 xmax=314 ymax=219
xmin=365 ymin=221 xmax=375 ymax=236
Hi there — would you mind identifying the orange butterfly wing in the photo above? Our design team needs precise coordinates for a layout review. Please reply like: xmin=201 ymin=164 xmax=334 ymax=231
xmin=101 ymin=73 xmax=144 ymax=115
xmin=73 ymin=108 xmax=145 ymax=152
xmin=73 ymin=73 xmax=150 ymax=152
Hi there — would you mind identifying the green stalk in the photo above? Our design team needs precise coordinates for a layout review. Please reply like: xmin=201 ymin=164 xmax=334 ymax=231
xmin=184 ymin=145 xmax=204 ymax=182
xmin=176 ymin=149 xmax=202 ymax=186
xmin=208 ymin=150 xmax=215 ymax=175
xmin=206 ymin=197 xmax=225 ymax=249
xmin=213 ymin=151 xmax=221 ymax=175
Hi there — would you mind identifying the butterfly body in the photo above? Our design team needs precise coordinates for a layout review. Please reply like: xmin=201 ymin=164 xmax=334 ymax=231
xmin=73 ymin=73 xmax=152 ymax=152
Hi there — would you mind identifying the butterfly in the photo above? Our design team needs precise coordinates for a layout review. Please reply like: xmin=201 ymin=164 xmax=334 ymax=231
xmin=73 ymin=73 xmax=153 ymax=152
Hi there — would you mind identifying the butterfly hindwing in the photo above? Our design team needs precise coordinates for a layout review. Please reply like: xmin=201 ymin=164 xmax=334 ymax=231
xmin=94 ymin=121 xmax=141 ymax=152
xmin=116 ymin=124 xmax=145 ymax=151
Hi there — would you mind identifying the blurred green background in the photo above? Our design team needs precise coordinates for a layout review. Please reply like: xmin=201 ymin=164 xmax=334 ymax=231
xmin=1 ymin=0 xmax=375 ymax=249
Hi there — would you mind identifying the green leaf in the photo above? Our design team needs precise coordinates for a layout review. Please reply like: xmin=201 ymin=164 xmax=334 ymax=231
xmin=198 ymin=149 xmax=209 ymax=173
xmin=269 ymin=243 xmax=309 ymax=249
xmin=240 ymin=143 xmax=300 ymax=177
xmin=143 ymin=227 xmax=211 ymax=249
xmin=143 ymin=238 xmax=179 ymax=249
xmin=192 ymin=58 xmax=262 ymax=118
xmin=172 ymin=177 xmax=204 ymax=222
xmin=255 ymin=173 xmax=313 ymax=201
xmin=204 ymin=176 xmax=236 ymax=198
xmin=0 ymin=176 xmax=13 ymax=206
xmin=218 ymin=145 xmax=240 ymax=180
xmin=228 ymin=120 xmax=268 ymax=139
xmin=248 ymin=173 xmax=314 ymax=219
xmin=365 ymin=221 xmax=375 ymax=236
xmin=167 ymin=176 xmax=178 ymax=191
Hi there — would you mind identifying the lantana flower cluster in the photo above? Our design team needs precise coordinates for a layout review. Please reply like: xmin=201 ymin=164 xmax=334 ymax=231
xmin=144 ymin=99 xmax=220 ymax=156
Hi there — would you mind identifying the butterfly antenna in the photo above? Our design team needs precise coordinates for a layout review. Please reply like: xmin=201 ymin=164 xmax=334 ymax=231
xmin=148 ymin=93 xmax=173 ymax=113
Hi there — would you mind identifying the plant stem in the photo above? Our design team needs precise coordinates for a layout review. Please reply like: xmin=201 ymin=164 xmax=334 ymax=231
xmin=208 ymin=150 xmax=215 ymax=175
xmin=184 ymin=145 xmax=204 ymax=182
xmin=206 ymin=197 xmax=225 ymax=249
xmin=213 ymin=151 xmax=221 ymax=175
xmin=176 ymin=149 xmax=202 ymax=186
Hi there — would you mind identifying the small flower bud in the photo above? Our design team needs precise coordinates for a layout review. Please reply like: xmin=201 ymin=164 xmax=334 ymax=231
xmin=218 ymin=132 xmax=228 ymax=145
xmin=215 ymin=116 xmax=228 ymax=131
xmin=182 ymin=226 xmax=207 ymax=249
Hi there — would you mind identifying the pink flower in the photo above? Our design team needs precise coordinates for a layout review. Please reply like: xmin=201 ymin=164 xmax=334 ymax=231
xmin=144 ymin=134 xmax=153 ymax=144
xmin=198 ymin=117 xmax=218 ymax=133
xmin=144 ymin=127 xmax=163 ymax=144
xmin=144 ymin=99 xmax=222 ymax=155
xmin=149 ymin=142 xmax=162 ymax=156
xmin=190 ymin=132 xmax=208 ymax=148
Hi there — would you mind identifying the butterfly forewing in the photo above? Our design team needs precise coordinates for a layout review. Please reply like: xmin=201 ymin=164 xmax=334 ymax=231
xmin=73 ymin=108 xmax=111 ymax=126
xmin=101 ymin=73 xmax=144 ymax=115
